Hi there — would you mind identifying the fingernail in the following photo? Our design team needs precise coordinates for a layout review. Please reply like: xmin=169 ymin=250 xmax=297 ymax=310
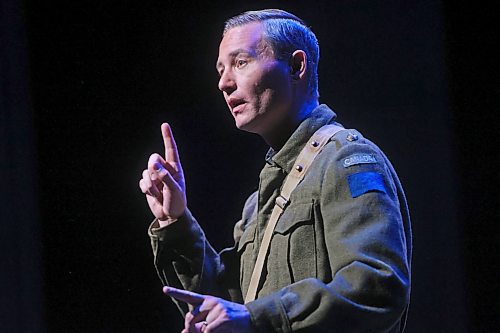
xmin=154 ymin=163 xmax=162 ymax=171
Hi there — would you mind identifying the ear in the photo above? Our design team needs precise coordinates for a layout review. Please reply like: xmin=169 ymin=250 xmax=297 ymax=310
xmin=289 ymin=50 xmax=307 ymax=80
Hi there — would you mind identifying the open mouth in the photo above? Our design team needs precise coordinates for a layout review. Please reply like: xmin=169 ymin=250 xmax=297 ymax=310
xmin=232 ymin=102 xmax=246 ymax=114
xmin=228 ymin=98 xmax=246 ymax=113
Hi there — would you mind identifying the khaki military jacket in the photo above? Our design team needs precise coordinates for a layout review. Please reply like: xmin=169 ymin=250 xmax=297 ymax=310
xmin=149 ymin=105 xmax=412 ymax=332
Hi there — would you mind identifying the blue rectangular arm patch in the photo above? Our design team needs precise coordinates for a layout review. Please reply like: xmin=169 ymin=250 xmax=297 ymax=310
xmin=347 ymin=172 xmax=387 ymax=198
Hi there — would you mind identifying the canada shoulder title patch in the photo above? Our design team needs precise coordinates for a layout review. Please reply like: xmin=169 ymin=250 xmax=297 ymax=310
xmin=347 ymin=172 xmax=387 ymax=198
xmin=343 ymin=153 xmax=377 ymax=168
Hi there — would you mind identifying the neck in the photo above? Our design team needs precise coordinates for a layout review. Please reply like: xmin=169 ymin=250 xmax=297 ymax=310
xmin=263 ymin=98 xmax=319 ymax=150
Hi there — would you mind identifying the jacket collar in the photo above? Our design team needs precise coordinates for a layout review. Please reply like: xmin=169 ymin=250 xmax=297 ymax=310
xmin=265 ymin=104 xmax=338 ymax=174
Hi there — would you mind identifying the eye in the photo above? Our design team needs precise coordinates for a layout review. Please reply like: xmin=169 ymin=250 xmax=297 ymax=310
xmin=235 ymin=59 xmax=247 ymax=69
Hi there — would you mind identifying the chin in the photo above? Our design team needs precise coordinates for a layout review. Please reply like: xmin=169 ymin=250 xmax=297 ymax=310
xmin=233 ymin=111 xmax=268 ymax=135
xmin=234 ymin=118 xmax=260 ymax=134
xmin=234 ymin=121 xmax=253 ymax=132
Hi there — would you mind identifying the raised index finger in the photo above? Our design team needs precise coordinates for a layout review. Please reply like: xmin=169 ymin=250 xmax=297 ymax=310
xmin=163 ymin=286 xmax=205 ymax=306
xmin=161 ymin=123 xmax=180 ymax=163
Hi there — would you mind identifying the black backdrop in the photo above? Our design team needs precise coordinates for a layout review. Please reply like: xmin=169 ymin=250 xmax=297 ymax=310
xmin=1 ymin=0 xmax=498 ymax=332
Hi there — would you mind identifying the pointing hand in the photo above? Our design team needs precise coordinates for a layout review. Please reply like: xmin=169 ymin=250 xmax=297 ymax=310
xmin=163 ymin=287 xmax=255 ymax=333
xmin=139 ymin=123 xmax=187 ymax=225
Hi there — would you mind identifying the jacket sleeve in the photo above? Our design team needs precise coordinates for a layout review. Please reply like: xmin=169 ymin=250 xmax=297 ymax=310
xmin=149 ymin=192 xmax=258 ymax=315
xmin=245 ymin=137 xmax=411 ymax=332
xmin=148 ymin=208 xmax=224 ymax=315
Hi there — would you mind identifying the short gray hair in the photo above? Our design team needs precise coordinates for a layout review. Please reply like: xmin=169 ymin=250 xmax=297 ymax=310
xmin=224 ymin=9 xmax=320 ymax=98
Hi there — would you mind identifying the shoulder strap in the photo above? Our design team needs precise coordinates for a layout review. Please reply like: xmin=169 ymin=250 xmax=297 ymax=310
xmin=244 ymin=124 xmax=345 ymax=303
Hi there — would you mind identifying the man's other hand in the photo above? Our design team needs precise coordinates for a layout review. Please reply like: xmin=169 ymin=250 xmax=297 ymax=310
xmin=163 ymin=287 xmax=255 ymax=333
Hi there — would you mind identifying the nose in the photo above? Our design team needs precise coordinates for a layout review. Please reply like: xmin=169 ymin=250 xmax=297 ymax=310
xmin=218 ymin=69 xmax=236 ymax=94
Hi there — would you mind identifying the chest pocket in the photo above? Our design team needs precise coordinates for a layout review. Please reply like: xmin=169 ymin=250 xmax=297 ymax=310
xmin=270 ymin=201 xmax=317 ymax=283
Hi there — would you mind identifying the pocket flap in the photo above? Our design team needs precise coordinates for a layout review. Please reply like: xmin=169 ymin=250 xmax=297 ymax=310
xmin=274 ymin=202 xmax=313 ymax=234
xmin=237 ymin=221 xmax=256 ymax=252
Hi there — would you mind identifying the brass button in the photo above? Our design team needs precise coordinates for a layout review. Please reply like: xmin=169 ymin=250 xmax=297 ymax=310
xmin=346 ymin=132 xmax=359 ymax=142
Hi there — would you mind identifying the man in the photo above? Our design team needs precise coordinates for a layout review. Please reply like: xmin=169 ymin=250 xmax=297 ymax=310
xmin=139 ymin=9 xmax=412 ymax=333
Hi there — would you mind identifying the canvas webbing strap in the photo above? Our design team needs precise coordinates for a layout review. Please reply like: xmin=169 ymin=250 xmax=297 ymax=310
xmin=244 ymin=124 xmax=345 ymax=304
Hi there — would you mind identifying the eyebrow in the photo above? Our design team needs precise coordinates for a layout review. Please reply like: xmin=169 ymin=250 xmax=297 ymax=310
xmin=215 ymin=48 xmax=253 ymax=71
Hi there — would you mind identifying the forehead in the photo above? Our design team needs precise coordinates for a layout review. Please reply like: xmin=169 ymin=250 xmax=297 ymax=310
xmin=218 ymin=22 xmax=266 ymax=59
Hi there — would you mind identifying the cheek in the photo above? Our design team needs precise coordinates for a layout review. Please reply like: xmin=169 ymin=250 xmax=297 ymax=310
xmin=261 ymin=67 xmax=291 ymax=97
xmin=255 ymin=76 xmax=291 ymax=108
xmin=243 ymin=63 xmax=291 ymax=107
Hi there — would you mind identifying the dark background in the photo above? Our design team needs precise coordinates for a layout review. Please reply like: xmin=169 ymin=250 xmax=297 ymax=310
xmin=1 ymin=0 xmax=498 ymax=332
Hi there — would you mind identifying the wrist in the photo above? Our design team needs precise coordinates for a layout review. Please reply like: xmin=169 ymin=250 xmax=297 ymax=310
xmin=157 ymin=216 xmax=178 ymax=228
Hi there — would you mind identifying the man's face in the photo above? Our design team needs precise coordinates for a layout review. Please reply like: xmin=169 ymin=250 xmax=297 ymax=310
xmin=216 ymin=22 xmax=292 ymax=135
